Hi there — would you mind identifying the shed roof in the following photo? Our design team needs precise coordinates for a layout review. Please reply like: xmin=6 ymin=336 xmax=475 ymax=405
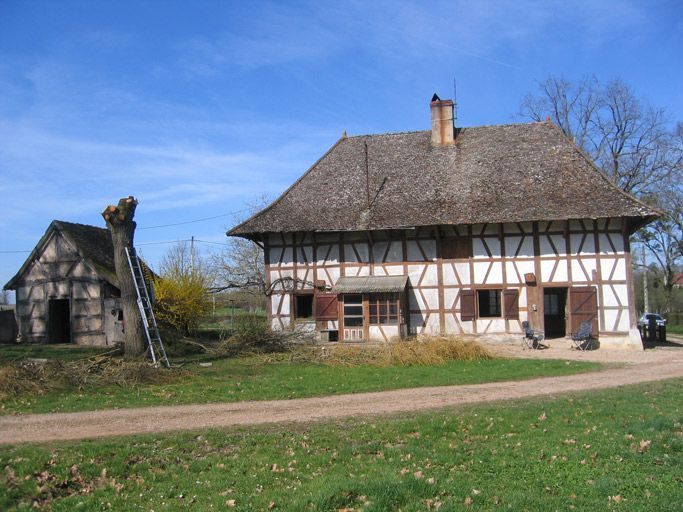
xmin=229 ymin=122 xmax=658 ymax=238
xmin=332 ymin=275 xmax=409 ymax=294
xmin=4 ymin=220 xmax=118 ymax=289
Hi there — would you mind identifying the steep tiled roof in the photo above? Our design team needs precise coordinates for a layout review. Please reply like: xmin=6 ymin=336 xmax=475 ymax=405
xmin=4 ymin=221 xmax=118 ymax=289
xmin=229 ymin=122 xmax=658 ymax=238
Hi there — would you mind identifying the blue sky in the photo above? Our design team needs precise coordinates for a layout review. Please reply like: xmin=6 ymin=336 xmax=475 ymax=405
xmin=1 ymin=0 xmax=682 ymax=292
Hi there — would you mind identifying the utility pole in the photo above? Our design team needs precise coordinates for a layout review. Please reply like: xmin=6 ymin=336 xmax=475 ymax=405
xmin=191 ymin=235 xmax=195 ymax=274
xmin=642 ymin=245 xmax=650 ymax=313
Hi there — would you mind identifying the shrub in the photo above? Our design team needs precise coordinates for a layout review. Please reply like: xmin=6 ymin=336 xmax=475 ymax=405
xmin=154 ymin=273 xmax=212 ymax=335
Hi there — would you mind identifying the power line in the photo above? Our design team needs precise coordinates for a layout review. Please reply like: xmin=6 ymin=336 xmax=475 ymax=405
xmin=137 ymin=209 xmax=249 ymax=230
xmin=0 ymin=238 xmax=229 ymax=253
xmin=137 ymin=238 xmax=227 ymax=247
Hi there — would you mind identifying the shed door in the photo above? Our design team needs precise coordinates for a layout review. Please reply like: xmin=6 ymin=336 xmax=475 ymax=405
xmin=48 ymin=299 xmax=71 ymax=343
xmin=569 ymin=286 xmax=598 ymax=334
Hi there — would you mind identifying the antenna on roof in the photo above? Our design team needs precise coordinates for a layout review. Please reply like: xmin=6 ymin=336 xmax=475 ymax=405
xmin=453 ymin=77 xmax=458 ymax=126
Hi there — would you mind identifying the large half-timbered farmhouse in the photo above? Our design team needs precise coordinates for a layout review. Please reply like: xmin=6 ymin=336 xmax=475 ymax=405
xmin=4 ymin=220 xmax=125 ymax=346
xmin=229 ymin=95 xmax=658 ymax=348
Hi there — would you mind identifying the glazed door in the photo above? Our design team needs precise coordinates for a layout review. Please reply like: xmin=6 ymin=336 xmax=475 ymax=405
xmin=543 ymin=287 xmax=567 ymax=338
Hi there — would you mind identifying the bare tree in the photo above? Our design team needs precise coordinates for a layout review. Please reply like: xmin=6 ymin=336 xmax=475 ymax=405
xmin=519 ymin=75 xmax=600 ymax=151
xmin=101 ymin=196 xmax=146 ymax=358
xmin=0 ymin=290 xmax=9 ymax=305
xmin=520 ymin=76 xmax=683 ymax=313
xmin=212 ymin=198 xmax=270 ymax=307
xmin=519 ymin=76 xmax=678 ymax=196
xmin=635 ymin=187 xmax=683 ymax=313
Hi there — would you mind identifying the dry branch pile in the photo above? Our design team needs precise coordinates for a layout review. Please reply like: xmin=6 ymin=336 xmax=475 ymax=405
xmin=293 ymin=335 xmax=493 ymax=367
xmin=0 ymin=354 xmax=186 ymax=399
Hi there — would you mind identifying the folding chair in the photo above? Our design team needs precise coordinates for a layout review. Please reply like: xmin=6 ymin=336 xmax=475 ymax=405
xmin=571 ymin=321 xmax=593 ymax=351
xmin=522 ymin=321 xmax=545 ymax=349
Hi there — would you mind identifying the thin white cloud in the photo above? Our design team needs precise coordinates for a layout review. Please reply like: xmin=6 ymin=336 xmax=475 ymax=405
xmin=170 ymin=0 xmax=653 ymax=75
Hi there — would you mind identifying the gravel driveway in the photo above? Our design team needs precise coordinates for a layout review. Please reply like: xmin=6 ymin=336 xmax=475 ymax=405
xmin=1 ymin=343 xmax=682 ymax=445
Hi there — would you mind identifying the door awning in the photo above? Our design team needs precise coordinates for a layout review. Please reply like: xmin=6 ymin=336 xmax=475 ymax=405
xmin=332 ymin=275 xmax=409 ymax=294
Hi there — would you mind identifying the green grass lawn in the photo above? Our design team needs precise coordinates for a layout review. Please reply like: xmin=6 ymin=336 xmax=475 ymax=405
xmin=0 ymin=345 xmax=601 ymax=415
xmin=667 ymin=324 xmax=683 ymax=335
xmin=1 ymin=378 xmax=680 ymax=511
xmin=0 ymin=344 xmax=107 ymax=364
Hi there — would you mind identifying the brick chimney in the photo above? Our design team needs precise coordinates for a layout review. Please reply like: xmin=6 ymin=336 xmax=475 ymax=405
xmin=430 ymin=93 xmax=455 ymax=146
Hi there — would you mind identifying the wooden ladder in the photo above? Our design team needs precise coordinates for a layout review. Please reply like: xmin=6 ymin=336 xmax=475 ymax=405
xmin=125 ymin=247 xmax=169 ymax=368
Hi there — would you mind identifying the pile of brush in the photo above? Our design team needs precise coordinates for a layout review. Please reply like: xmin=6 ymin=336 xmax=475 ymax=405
xmin=0 ymin=353 xmax=186 ymax=399
xmin=306 ymin=335 xmax=493 ymax=367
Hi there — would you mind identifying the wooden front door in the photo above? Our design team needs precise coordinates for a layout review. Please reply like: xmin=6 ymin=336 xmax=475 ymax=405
xmin=569 ymin=286 xmax=598 ymax=335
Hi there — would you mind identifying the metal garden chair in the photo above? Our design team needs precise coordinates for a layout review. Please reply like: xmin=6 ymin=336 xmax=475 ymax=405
xmin=522 ymin=321 xmax=545 ymax=349
xmin=571 ymin=321 xmax=594 ymax=350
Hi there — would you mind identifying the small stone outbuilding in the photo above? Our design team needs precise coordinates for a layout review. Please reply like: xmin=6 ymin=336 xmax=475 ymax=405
xmin=4 ymin=220 xmax=125 ymax=346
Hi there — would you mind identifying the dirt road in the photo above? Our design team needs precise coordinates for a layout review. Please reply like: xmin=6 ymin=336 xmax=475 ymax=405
xmin=1 ymin=345 xmax=682 ymax=445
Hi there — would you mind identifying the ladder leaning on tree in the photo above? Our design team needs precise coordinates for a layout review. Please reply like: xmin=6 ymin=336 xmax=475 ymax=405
xmin=124 ymin=247 xmax=170 ymax=368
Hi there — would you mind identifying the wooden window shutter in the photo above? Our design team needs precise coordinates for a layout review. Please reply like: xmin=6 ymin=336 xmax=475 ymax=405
xmin=315 ymin=293 xmax=339 ymax=321
xmin=504 ymin=289 xmax=519 ymax=319
xmin=441 ymin=237 xmax=472 ymax=259
xmin=460 ymin=289 xmax=475 ymax=321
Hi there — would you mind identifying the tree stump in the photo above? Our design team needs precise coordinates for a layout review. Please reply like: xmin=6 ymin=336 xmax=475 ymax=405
xmin=101 ymin=196 xmax=146 ymax=358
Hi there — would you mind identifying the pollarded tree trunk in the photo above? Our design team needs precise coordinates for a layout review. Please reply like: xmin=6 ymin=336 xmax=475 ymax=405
xmin=101 ymin=196 xmax=146 ymax=358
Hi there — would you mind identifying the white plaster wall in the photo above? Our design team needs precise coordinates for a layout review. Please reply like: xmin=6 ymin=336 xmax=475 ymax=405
xmin=345 ymin=243 xmax=369 ymax=263
xmin=473 ymin=261 xmax=503 ymax=284
xmin=543 ymin=234 xmax=566 ymax=256
xmin=540 ymin=259 xmax=568 ymax=282
xmin=443 ymin=288 xmax=459 ymax=310
xmin=407 ymin=264 xmax=426 ymax=285
xmin=444 ymin=315 xmax=460 ymax=334
xmin=421 ymin=264 xmax=439 ymax=286
xmin=348 ymin=266 xmax=371 ymax=277
xmin=442 ymin=262 xmax=470 ymax=286
xmin=571 ymin=258 xmax=597 ymax=282
xmin=604 ymin=309 xmax=618 ymax=332
xmin=420 ymin=240 xmax=437 ymax=260
xmin=368 ymin=325 xmax=400 ymax=340
xmin=297 ymin=245 xmax=313 ymax=264
xmin=570 ymin=233 xmax=595 ymax=254
xmin=503 ymin=222 xmax=522 ymax=234
xmin=295 ymin=268 xmax=313 ymax=285
xmin=617 ymin=312 xmax=630 ymax=332
xmin=600 ymin=258 xmax=627 ymax=281
xmin=372 ymin=242 xmax=388 ymax=263
xmin=504 ymin=236 xmax=534 ymax=257
xmin=406 ymin=240 xmax=423 ymax=261
xmin=477 ymin=319 xmax=506 ymax=332
xmin=319 ymin=244 xmax=339 ymax=266
xmin=384 ymin=264 xmax=405 ymax=276
xmin=421 ymin=288 xmax=440 ymax=310
xmin=325 ymin=266 xmax=340 ymax=284
xmin=458 ymin=318 xmax=474 ymax=334
xmin=603 ymin=284 xmax=628 ymax=307
xmin=425 ymin=314 xmax=441 ymax=334
xmin=280 ymin=294 xmax=291 ymax=316
xmin=409 ymin=292 xmax=425 ymax=311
